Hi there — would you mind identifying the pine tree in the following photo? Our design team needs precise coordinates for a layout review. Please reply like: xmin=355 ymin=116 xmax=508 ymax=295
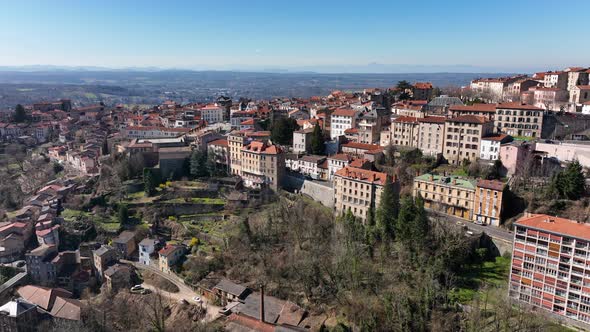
xmin=189 ymin=150 xmax=209 ymax=178
xmin=118 ymin=204 xmax=129 ymax=225
xmin=310 ymin=123 xmax=324 ymax=155
xmin=143 ymin=168 xmax=156 ymax=196
xmin=13 ymin=104 xmax=27 ymax=123
xmin=376 ymin=180 xmax=399 ymax=240
xmin=562 ymin=161 xmax=586 ymax=200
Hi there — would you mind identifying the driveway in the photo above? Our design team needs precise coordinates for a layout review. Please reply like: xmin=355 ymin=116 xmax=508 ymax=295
xmin=428 ymin=211 xmax=514 ymax=242
xmin=122 ymin=260 xmax=221 ymax=322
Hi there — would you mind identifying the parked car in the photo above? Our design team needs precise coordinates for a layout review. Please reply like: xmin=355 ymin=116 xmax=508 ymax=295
xmin=130 ymin=285 xmax=150 ymax=295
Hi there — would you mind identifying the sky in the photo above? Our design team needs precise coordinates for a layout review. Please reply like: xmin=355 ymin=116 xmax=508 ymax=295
xmin=0 ymin=0 xmax=589 ymax=73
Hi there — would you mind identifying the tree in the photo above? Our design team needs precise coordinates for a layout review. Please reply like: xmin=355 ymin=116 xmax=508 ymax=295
xmin=376 ymin=180 xmax=398 ymax=239
xmin=310 ymin=123 xmax=325 ymax=155
xmin=271 ymin=117 xmax=299 ymax=145
xmin=395 ymin=195 xmax=429 ymax=248
xmin=189 ymin=150 xmax=208 ymax=178
xmin=143 ymin=168 xmax=157 ymax=196
xmin=13 ymin=104 xmax=27 ymax=123
xmin=117 ymin=204 xmax=129 ymax=225
xmin=396 ymin=80 xmax=413 ymax=91
xmin=550 ymin=160 xmax=586 ymax=200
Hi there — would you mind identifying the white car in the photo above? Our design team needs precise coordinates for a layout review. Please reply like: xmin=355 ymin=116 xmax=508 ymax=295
xmin=192 ymin=296 xmax=202 ymax=303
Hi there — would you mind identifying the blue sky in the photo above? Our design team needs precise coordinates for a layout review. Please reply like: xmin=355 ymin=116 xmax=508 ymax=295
xmin=0 ymin=0 xmax=589 ymax=72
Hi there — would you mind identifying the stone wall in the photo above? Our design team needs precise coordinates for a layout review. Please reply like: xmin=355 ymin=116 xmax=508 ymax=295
xmin=283 ymin=175 xmax=334 ymax=208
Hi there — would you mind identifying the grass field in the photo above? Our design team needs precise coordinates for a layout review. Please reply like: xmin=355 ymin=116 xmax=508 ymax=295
xmin=451 ymin=255 xmax=511 ymax=304
xmin=61 ymin=208 xmax=121 ymax=232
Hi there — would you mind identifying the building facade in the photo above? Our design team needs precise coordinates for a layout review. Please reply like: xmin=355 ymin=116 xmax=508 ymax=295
xmin=330 ymin=108 xmax=358 ymax=139
xmin=443 ymin=115 xmax=494 ymax=165
xmin=333 ymin=166 xmax=389 ymax=223
xmin=240 ymin=141 xmax=285 ymax=191
xmin=509 ymin=214 xmax=590 ymax=326
xmin=495 ymin=102 xmax=544 ymax=138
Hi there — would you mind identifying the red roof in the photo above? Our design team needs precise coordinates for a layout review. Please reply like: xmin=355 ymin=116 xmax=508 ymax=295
xmin=577 ymin=85 xmax=590 ymax=90
xmin=344 ymin=128 xmax=358 ymax=134
xmin=496 ymin=102 xmax=543 ymax=110
xmin=418 ymin=116 xmax=446 ymax=124
xmin=331 ymin=108 xmax=358 ymax=117
xmin=242 ymin=141 xmax=282 ymax=155
xmin=328 ymin=153 xmax=352 ymax=162
xmin=342 ymin=142 xmax=381 ymax=151
xmin=125 ymin=126 xmax=190 ymax=133
xmin=449 ymin=103 xmax=497 ymax=113
xmin=447 ymin=115 xmax=490 ymax=124
xmin=516 ymin=214 xmax=590 ymax=240
xmin=476 ymin=179 xmax=505 ymax=191
xmin=414 ymin=82 xmax=433 ymax=89
xmin=208 ymin=139 xmax=228 ymax=147
xmin=159 ymin=244 xmax=181 ymax=257
xmin=334 ymin=166 xmax=388 ymax=185
xmin=393 ymin=116 xmax=419 ymax=123
xmin=240 ymin=118 xmax=255 ymax=125
xmin=482 ymin=134 xmax=511 ymax=142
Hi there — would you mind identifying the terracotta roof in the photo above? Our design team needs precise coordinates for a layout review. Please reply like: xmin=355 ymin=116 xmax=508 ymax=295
xmin=496 ymin=102 xmax=544 ymax=110
xmin=393 ymin=116 xmax=419 ymax=123
xmin=418 ymin=116 xmax=446 ymax=124
xmin=446 ymin=115 xmax=490 ymax=124
xmin=342 ymin=142 xmax=381 ymax=151
xmin=50 ymin=296 xmax=82 ymax=321
xmin=240 ymin=118 xmax=255 ymax=125
xmin=242 ymin=141 xmax=282 ymax=155
xmin=482 ymin=134 xmax=511 ymax=142
xmin=344 ymin=128 xmax=358 ymax=134
xmin=449 ymin=103 xmax=497 ymax=113
xmin=125 ymin=126 xmax=190 ymax=133
xmin=414 ymin=82 xmax=433 ymax=89
xmin=208 ymin=139 xmax=228 ymax=147
xmin=577 ymin=85 xmax=590 ymax=90
xmin=17 ymin=285 xmax=72 ymax=311
xmin=334 ymin=166 xmax=388 ymax=185
xmin=516 ymin=214 xmax=590 ymax=240
xmin=331 ymin=108 xmax=358 ymax=117
xmin=476 ymin=179 xmax=505 ymax=191
xmin=159 ymin=244 xmax=182 ymax=257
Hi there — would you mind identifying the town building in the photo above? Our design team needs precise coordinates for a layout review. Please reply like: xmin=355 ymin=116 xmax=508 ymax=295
xmin=112 ymin=231 xmax=136 ymax=259
xmin=0 ymin=298 xmax=39 ymax=332
xmin=417 ymin=116 xmax=446 ymax=156
xmin=92 ymin=245 xmax=117 ymax=280
xmin=330 ymin=108 xmax=358 ymax=139
xmin=473 ymin=179 xmax=504 ymax=226
xmin=480 ymin=134 xmax=512 ymax=161
xmin=327 ymin=153 xmax=353 ymax=181
xmin=509 ymin=214 xmax=590 ymax=326
xmin=443 ymin=115 xmax=494 ymax=165
xmin=292 ymin=128 xmax=313 ymax=154
xmin=121 ymin=126 xmax=190 ymax=139
xmin=159 ymin=244 xmax=185 ymax=274
xmin=207 ymin=139 xmax=230 ymax=170
xmin=495 ymin=102 xmax=544 ymax=138
xmin=199 ymin=104 xmax=225 ymax=124
xmin=499 ymin=141 xmax=536 ymax=176
xmin=391 ymin=116 xmax=419 ymax=148
xmin=138 ymin=238 xmax=157 ymax=266
xmin=240 ymin=141 xmax=285 ymax=191
xmin=341 ymin=142 xmax=381 ymax=159
xmin=449 ymin=103 xmax=497 ymax=121
xmin=412 ymin=82 xmax=433 ymax=100
xmin=333 ymin=166 xmax=389 ymax=223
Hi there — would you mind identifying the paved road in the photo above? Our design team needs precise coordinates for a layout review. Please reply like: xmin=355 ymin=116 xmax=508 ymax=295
xmin=122 ymin=260 xmax=221 ymax=322
xmin=428 ymin=211 xmax=514 ymax=242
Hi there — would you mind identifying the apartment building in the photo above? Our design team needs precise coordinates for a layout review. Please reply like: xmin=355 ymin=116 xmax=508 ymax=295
xmin=473 ymin=179 xmax=504 ymax=226
xmin=449 ymin=103 xmax=497 ymax=121
xmin=330 ymin=108 xmax=359 ymax=139
xmin=413 ymin=174 xmax=504 ymax=225
xmin=391 ymin=116 xmax=419 ymax=148
xmin=293 ymin=128 xmax=313 ymax=154
xmin=327 ymin=153 xmax=352 ymax=181
xmin=543 ymin=71 xmax=568 ymax=90
xmin=443 ymin=115 xmax=494 ymax=165
xmin=341 ymin=142 xmax=381 ymax=159
xmin=228 ymin=131 xmax=248 ymax=176
xmin=504 ymin=78 xmax=539 ymax=101
xmin=495 ymin=102 xmax=544 ymax=138
xmin=529 ymin=87 xmax=568 ymax=111
xmin=199 ymin=104 xmax=224 ymax=124
xmin=413 ymin=174 xmax=476 ymax=220
xmin=121 ymin=126 xmax=190 ymax=139
xmin=566 ymin=68 xmax=590 ymax=93
xmin=412 ymin=82 xmax=433 ymax=100
xmin=333 ymin=166 xmax=389 ymax=223
xmin=509 ymin=214 xmax=590 ymax=326
xmin=479 ymin=134 xmax=512 ymax=161
xmin=417 ymin=116 xmax=446 ymax=156
xmin=470 ymin=76 xmax=526 ymax=101
xmin=570 ymin=86 xmax=590 ymax=105
xmin=240 ymin=141 xmax=285 ymax=191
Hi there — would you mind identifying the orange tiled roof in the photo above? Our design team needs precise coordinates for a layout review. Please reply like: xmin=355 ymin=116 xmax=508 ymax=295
xmin=331 ymin=108 xmax=358 ymax=117
xmin=476 ymin=179 xmax=505 ymax=191
xmin=446 ymin=115 xmax=490 ymax=124
xmin=516 ymin=214 xmax=590 ymax=240
xmin=496 ymin=102 xmax=544 ymax=110
xmin=334 ymin=166 xmax=388 ymax=185
xmin=449 ymin=103 xmax=497 ymax=112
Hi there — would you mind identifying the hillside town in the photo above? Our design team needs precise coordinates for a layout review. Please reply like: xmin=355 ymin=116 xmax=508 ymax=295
xmin=1 ymin=65 xmax=590 ymax=331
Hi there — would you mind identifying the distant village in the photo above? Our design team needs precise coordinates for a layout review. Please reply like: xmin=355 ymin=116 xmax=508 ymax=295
xmin=0 ymin=65 xmax=590 ymax=330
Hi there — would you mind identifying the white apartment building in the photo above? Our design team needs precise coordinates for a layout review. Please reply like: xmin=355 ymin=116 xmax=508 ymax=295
xmin=199 ymin=104 xmax=224 ymax=124
xmin=330 ymin=108 xmax=358 ymax=139
xmin=479 ymin=134 xmax=511 ymax=161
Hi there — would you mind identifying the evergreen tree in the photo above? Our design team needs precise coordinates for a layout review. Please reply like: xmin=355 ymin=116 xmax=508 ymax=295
xmin=117 ymin=204 xmax=129 ymax=225
xmin=561 ymin=161 xmax=586 ymax=200
xmin=143 ymin=168 xmax=156 ymax=196
xmin=189 ymin=150 xmax=209 ymax=178
xmin=271 ymin=117 xmax=299 ymax=145
xmin=376 ymin=180 xmax=399 ymax=239
xmin=13 ymin=104 xmax=27 ymax=123
xmin=310 ymin=123 xmax=325 ymax=155
xmin=395 ymin=195 xmax=417 ymax=243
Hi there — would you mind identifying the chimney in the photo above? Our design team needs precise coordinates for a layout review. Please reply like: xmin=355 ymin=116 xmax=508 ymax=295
xmin=260 ymin=285 xmax=265 ymax=323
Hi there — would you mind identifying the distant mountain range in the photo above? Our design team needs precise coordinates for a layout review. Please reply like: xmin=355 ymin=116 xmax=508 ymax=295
xmin=0 ymin=63 xmax=542 ymax=74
